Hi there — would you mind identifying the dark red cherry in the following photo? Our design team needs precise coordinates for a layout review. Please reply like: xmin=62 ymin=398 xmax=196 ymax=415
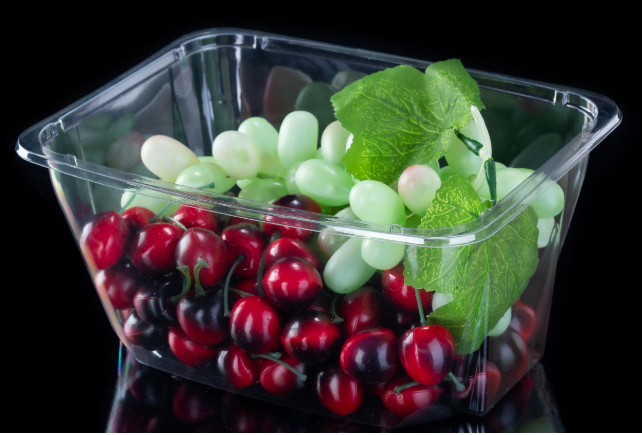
xmin=221 ymin=223 xmax=268 ymax=278
xmin=488 ymin=329 xmax=529 ymax=381
xmin=230 ymin=296 xmax=281 ymax=354
xmin=121 ymin=206 xmax=155 ymax=234
xmin=172 ymin=380 xmax=218 ymax=423
xmin=262 ymin=258 xmax=323 ymax=312
xmin=366 ymin=381 xmax=387 ymax=396
xmin=96 ymin=261 xmax=143 ymax=309
xmin=382 ymin=263 xmax=433 ymax=314
xmin=175 ymin=227 xmax=228 ymax=287
xmin=337 ymin=287 xmax=387 ymax=336
xmin=177 ymin=288 xmax=229 ymax=346
xmin=451 ymin=356 xmax=502 ymax=412
xmin=227 ymin=216 xmax=259 ymax=227
xmin=308 ymin=291 xmax=332 ymax=316
xmin=399 ymin=325 xmax=456 ymax=386
xmin=168 ymin=326 xmax=217 ymax=367
xmin=173 ymin=205 xmax=220 ymax=233
xmin=265 ymin=237 xmax=322 ymax=271
xmin=259 ymin=354 xmax=308 ymax=397
xmin=509 ymin=300 xmax=536 ymax=342
xmin=381 ymin=373 xmax=444 ymax=418
xmin=216 ymin=342 xmax=259 ymax=388
xmin=123 ymin=310 xmax=167 ymax=350
xmin=390 ymin=311 xmax=418 ymax=333
xmin=263 ymin=194 xmax=322 ymax=241
xmin=129 ymin=222 xmax=183 ymax=275
xmin=315 ymin=363 xmax=364 ymax=415
xmin=281 ymin=310 xmax=343 ymax=363
xmin=80 ymin=211 xmax=130 ymax=269
xmin=133 ymin=277 xmax=182 ymax=326
xmin=234 ymin=278 xmax=259 ymax=295
xmin=340 ymin=327 xmax=399 ymax=384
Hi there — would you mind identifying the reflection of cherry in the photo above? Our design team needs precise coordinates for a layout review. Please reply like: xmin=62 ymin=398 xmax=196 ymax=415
xmin=221 ymin=392 xmax=262 ymax=432
xmin=263 ymin=258 xmax=323 ymax=312
xmin=340 ymin=327 xmax=399 ymax=383
xmin=259 ymin=354 xmax=308 ymax=396
xmin=488 ymin=329 xmax=528 ymax=381
xmin=281 ymin=310 xmax=343 ymax=363
xmin=172 ymin=380 xmax=218 ymax=423
xmin=399 ymin=325 xmax=456 ymax=386
xmin=168 ymin=326 xmax=217 ymax=367
xmin=216 ymin=342 xmax=259 ymax=388
xmin=121 ymin=206 xmax=154 ymax=233
xmin=123 ymin=310 xmax=166 ymax=350
xmin=263 ymin=194 xmax=321 ymax=241
xmin=221 ymin=223 xmax=268 ymax=278
xmin=80 ymin=211 xmax=130 ymax=269
xmin=337 ymin=287 xmax=387 ymax=336
xmin=175 ymin=227 xmax=228 ymax=287
xmin=265 ymin=237 xmax=322 ymax=271
xmin=173 ymin=205 xmax=220 ymax=233
xmin=230 ymin=296 xmax=281 ymax=354
xmin=133 ymin=277 xmax=181 ymax=326
xmin=382 ymin=263 xmax=433 ymax=314
xmin=96 ymin=261 xmax=142 ymax=309
xmin=177 ymin=288 xmax=229 ymax=346
xmin=451 ymin=355 xmax=502 ymax=412
xmin=509 ymin=300 xmax=536 ymax=342
xmin=129 ymin=366 xmax=176 ymax=410
xmin=129 ymin=222 xmax=183 ymax=275
xmin=381 ymin=373 xmax=444 ymax=418
xmin=316 ymin=363 xmax=364 ymax=415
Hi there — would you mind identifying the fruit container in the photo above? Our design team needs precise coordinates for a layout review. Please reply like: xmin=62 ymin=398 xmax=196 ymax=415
xmin=16 ymin=29 xmax=620 ymax=428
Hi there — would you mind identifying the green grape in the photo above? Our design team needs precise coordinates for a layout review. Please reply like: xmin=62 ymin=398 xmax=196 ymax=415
xmin=445 ymin=119 xmax=485 ymax=177
xmin=361 ymin=239 xmax=406 ymax=270
xmin=323 ymin=238 xmax=376 ymax=294
xmin=404 ymin=214 xmax=422 ymax=228
xmin=236 ymin=178 xmax=257 ymax=190
xmin=316 ymin=207 xmax=359 ymax=257
xmin=488 ymin=307 xmax=511 ymax=337
xmin=175 ymin=162 xmax=236 ymax=194
xmin=321 ymin=121 xmax=351 ymax=166
xmin=294 ymin=82 xmax=336 ymax=135
xmin=107 ymin=131 xmax=144 ymax=171
xmin=316 ymin=147 xmax=324 ymax=159
xmin=397 ymin=164 xmax=441 ymax=216
xmin=295 ymin=159 xmax=355 ymax=206
xmin=238 ymin=117 xmax=285 ymax=178
xmin=120 ymin=189 xmax=180 ymax=216
xmin=141 ymin=135 xmax=200 ymax=182
xmin=537 ymin=217 xmax=555 ymax=248
xmin=278 ymin=111 xmax=318 ymax=169
xmin=331 ymin=70 xmax=367 ymax=91
xmin=238 ymin=178 xmax=288 ymax=204
xmin=130 ymin=161 xmax=157 ymax=179
xmin=212 ymin=131 xmax=261 ymax=180
xmin=438 ymin=165 xmax=457 ymax=182
xmin=107 ymin=114 xmax=136 ymax=141
xmin=198 ymin=156 xmax=216 ymax=164
xmin=285 ymin=162 xmax=302 ymax=194
xmin=349 ymin=180 xmax=406 ymax=226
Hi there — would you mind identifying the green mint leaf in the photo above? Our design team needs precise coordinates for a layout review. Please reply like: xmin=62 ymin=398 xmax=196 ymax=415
xmin=332 ymin=60 xmax=484 ymax=185
xmin=404 ymin=175 xmax=539 ymax=354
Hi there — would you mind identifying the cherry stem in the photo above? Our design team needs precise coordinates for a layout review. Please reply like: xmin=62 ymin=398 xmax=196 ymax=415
xmin=119 ymin=193 xmax=137 ymax=214
xmin=330 ymin=293 xmax=344 ymax=324
xmin=256 ymin=232 xmax=281 ymax=297
xmin=223 ymin=255 xmax=246 ymax=317
xmin=193 ymin=258 xmax=209 ymax=297
xmin=161 ymin=215 xmax=188 ymax=232
xmin=447 ymin=372 xmax=466 ymax=392
xmin=485 ymin=158 xmax=497 ymax=206
xmin=251 ymin=353 xmax=307 ymax=382
xmin=414 ymin=285 xmax=427 ymax=326
xmin=170 ymin=265 xmax=192 ymax=304
xmin=455 ymin=131 xmax=484 ymax=155
xmin=149 ymin=182 xmax=215 ymax=223
xmin=229 ymin=288 xmax=254 ymax=298
xmin=393 ymin=381 xmax=420 ymax=395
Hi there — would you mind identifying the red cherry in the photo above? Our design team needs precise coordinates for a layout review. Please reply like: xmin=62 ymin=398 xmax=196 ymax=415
xmin=221 ymin=223 xmax=268 ymax=278
xmin=230 ymin=296 xmax=281 ymax=354
xmin=262 ymin=258 xmax=323 ymax=312
xmin=382 ymin=263 xmax=433 ymax=314
xmin=488 ymin=329 xmax=529 ymax=382
xmin=168 ymin=326 xmax=217 ymax=367
xmin=365 ymin=381 xmax=387 ymax=396
xmin=315 ymin=363 xmax=364 ymax=415
xmin=509 ymin=300 xmax=536 ymax=342
xmin=123 ymin=310 xmax=167 ymax=350
xmin=399 ymin=325 xmax=456 ymax=386
xmin=175 ymin=227 xmax=228 ymax=287
xmin=281 ymin=310 xmax=343 ymax=363
xmin=80 ymin=211 xmax=130 ymax=269
xmin=227 ymin=216 xmax=259 ymax=227
xmin=451 ymin=356 xmax=502 ymax=412
xmin=216 ymin=342 xmax=259 ymax=388
xmin=340 ymin=327 xmax=400 ymax=384
xmin=172 ymin=380 xmax=218 ymax=423
xmin=264 ymin=237 xmax=322 ymax=271
xmin=177 ymin=288 xmax=229 ymax=346
xmin=259 ymin=354 xmax=308 ymax=397
xmin=381 ymin=373 xmax=444 ymax=418
xmin=96 ymin=261 xmax=142 ymax=309
xmin=337 ymin=287 xmax=387 ymax=336
xmin=121 ymin=206 xmax=155 ymax=233
xmin=173 ymin=205 xmax=220 ymax=233
xmin=133 ymin=278 xmax=181 ymax=326
xmin=229 ymin=278 xmax=260 ymax=307
xmin=130 ymin=223 xmax=183 ymax=275
xmin=308 ymin=291 xmax=332 ymax=316
xmin=263 ymin=194 xmax=321 ymax=241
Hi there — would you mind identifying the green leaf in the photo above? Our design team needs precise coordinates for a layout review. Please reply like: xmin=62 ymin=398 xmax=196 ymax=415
xmin=332 ymin=60 xmax=484 ymax=185
xmin=404 ymin=175 xmax=539 ymax=354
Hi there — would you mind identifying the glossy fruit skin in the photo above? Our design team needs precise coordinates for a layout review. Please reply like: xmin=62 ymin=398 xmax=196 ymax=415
xmin=308 ymin=291 xmax=332 ymax=316
xmin=281 ymin=311 xmax=343 ymax=363
xmin=263 ymin=194 xmax=321 ymax=241
xmin=175 ymin=227 xmax=228 ymax=287
xmin=265 ymin=237 xmax=322 ymax=271
xmin=221 ymin=223 xmax=268 ymax=278
xmin=96 ymin=261 xmax=142 ymax=309
xmin=129 ymin=222 xmax=183 ymax=275
xmin=121 ymin=206 xmax=155 ymax=234
xmin=227 ymin=216 xmax=259 ymax=227
xmin=451 ymin=356 xmax=502 ymax=412
xmin=488 ymin=329 xmax=528 ymax=380
xmin=259 ymin=354 xmax=308 ymax=396
xmin=168 ymin=326 xmax=217 ymax=367
xmin=177 ymin=289 xmax=229 ymax=346
xmin=216 ymin=342 xmax=259 ymax=388
xmin=229 ymin=278 xmax=260 ymax=306
xmin=337 ymin=287 xmax=387 ymax=336
xmin=230 ymin=296 xmax=282 ymax=354
xmin=508 ymin=300 xmax=536 ymax=342
xmin=133 ymin=278 xmax=182 ymax=326
xmin=315 ymin=363 xmax=364 ymax=415
xmin=382 ymin=263 xmax=433 ymax=314
xmin=172 ymin=205 xmax=220 ymax=233
xmin=172 ymin=380 xmax=217 ymax=423
xmin=80 ymin=211 xmax=130 ymax=269
xmin=399 ymin=325 xmax=456 ymax=386
xmin=124 ymin=310 xmax=167 ymax=350
xmin=262 ymin=258 xmax=323 ymax=312
xmin=340 ymin=327 xmax=400 ymax=384
xmin=381 ymin=373 xmax=444 ymax=418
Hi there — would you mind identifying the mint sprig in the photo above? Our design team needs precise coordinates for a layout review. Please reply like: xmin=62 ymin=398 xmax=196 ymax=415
xmin=331 ymin=60 xmax=484 ymax=185
xmin=403 ymin=175 xmax=539 ymax=354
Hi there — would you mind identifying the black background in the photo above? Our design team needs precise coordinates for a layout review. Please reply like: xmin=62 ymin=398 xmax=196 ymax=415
xmin=4 ymin=10 xmax=637 ymax=433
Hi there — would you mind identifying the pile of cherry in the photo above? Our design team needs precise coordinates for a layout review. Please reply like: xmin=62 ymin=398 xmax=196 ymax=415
xmin=82 ymin=193 xmax=537 ymax=419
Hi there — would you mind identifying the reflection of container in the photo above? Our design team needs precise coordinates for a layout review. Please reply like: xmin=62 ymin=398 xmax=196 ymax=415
xmin=16 ymin=30 xmax=619 ymax=428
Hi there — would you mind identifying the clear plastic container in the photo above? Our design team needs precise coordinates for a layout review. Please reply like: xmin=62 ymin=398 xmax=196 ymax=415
xmin=15 ymin=29 xmax=620 ymax=428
